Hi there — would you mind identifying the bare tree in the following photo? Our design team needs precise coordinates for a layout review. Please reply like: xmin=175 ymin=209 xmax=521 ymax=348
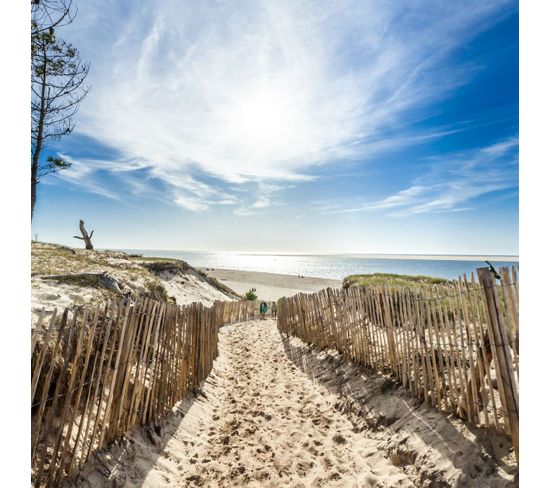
xmin=31 ymin=0 xmax=90 ymax=219
xmin=73 ymin=219 xmax=94 ymax=250
xmin=31 ymin=0 xmax=76 ymax=36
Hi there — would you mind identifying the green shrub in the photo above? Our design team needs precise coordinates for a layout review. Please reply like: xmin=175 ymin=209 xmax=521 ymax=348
xmin=245 ymin=289 xmax=257 ymax=301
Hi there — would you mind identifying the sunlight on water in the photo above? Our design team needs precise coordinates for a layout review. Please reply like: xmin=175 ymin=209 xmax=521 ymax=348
xmin=120 ymin=250 xmax=518 ymax=281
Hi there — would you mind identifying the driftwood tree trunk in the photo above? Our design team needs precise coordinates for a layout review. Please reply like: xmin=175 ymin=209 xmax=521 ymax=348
xmin=73 ymin=220 xmax=94 ymax=250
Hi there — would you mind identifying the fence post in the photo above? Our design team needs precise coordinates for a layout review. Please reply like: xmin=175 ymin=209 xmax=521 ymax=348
xmin=380 ymin=289 xmax=399 ymax=376
xmin=477 ymin=267 xmax=519 ymax=461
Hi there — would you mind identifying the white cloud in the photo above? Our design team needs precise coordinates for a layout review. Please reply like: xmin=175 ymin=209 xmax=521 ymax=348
xmin=323 ymin=137 xmax=518 ymax=216
xmin=174 ymin=195 xmax=209 ymax=212
xmin=60 ymin=0 xmax=515 ymax=210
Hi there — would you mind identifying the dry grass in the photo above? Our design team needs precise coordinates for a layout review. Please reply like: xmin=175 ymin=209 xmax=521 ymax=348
xmin=342 ymin=273 xmax=449 ymax=289
xmin=32 ymin=241 xmax=170 ymax=301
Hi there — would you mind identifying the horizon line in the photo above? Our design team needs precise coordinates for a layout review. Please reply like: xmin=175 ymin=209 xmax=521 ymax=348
xmin=111 ymin=247 xmax=519 ymax=262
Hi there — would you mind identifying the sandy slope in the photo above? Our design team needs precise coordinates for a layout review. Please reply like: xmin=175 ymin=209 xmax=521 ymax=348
xmin=77 ymin=319 xmax=516 ymax=488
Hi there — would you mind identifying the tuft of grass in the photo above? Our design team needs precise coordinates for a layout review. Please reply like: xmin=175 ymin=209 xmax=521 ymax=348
xmin=131 ymin=256 xmax=183 ymax=263
xmin=47 ymin=274 xmax=107 ymax=289
xmin=142 ymin=260 xmax=191 ymax=274
xmin=343 ymin=273 xmax=449 ymax=289
xmin=144 ymin=279 xmax=169 ymax=302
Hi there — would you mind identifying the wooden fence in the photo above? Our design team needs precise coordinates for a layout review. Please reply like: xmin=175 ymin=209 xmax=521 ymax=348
xmin=277 ymin=267 xmax=519 ymax=460
xmin=31 ymin=298 xmax=259 ymax=487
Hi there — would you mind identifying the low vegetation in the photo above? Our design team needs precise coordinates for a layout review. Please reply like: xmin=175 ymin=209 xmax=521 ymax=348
xmin=44 ymin=273 xmax=110 ymax=289
xmin=144 ymin=279 xmax=170 ymax=302
xmin=245 ymin=289 xmax=258 ymax=301
xmin=342 ymin=273 xmax=449 ymax=289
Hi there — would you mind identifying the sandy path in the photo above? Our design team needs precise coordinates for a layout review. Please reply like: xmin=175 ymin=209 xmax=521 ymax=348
xmin=177 ymin=319 xmax=413 ymax=487
xmin=79 ymin=319 xmax=413 ymax=487
xmin=79 ymin=319 xmax=516 ymax=488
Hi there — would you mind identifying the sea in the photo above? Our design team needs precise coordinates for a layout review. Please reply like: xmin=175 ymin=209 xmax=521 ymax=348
xmin=119 ymin=250 xmax=519 ymax=281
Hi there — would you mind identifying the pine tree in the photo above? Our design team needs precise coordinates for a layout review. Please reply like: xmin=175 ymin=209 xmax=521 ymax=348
xmin=31 ymin=0 xmax=90 ymax=218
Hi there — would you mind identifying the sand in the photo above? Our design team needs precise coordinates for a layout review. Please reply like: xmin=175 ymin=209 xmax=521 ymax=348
xmin=201 ymin=268 xmax=341 ymax=301
xmin=153 ymin=269 xmax=238 ymax=305
xmin=77 ymin=319 xmax=516 ymax=488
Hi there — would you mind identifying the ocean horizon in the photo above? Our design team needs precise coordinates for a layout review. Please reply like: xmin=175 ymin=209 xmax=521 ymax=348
xmin=118 ymin=249 xmax=519 ymax=281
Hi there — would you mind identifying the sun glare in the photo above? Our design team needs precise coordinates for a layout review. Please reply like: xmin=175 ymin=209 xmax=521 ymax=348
xmin=222 ymin=85 xmax=305 ymax=154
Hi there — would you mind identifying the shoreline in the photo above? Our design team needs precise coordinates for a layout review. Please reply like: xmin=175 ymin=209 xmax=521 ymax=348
xmin=118 ymin=248 xmax=519 ymax=262
xmin=338 ymin=253 xmax=519 ymax=262
xmin=201 ymin=268 xmax=341 ymax=301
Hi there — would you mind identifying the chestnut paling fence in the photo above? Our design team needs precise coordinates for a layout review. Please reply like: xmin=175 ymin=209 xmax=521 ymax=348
xmin=31 ymin=298 xmax=259 ymax=487
xmin=277 ymin=267 xmax=519 ymax=461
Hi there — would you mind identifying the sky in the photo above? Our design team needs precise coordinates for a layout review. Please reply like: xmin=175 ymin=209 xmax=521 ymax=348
xmin=32 ymin=0 xmax=519 ymax=255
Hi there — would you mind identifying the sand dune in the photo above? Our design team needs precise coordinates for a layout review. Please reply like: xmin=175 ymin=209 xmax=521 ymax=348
xmin=31 ymin=243 xmax=238 ymax=326
xmin=77 ymin=319 xmax=516 ymax=488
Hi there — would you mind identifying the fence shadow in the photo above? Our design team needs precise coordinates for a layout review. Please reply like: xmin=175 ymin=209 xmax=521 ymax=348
xmin=72 ymin=386 xmax=201 ymax=487
xmin=279 ymin=331 xmax=518 ymax=487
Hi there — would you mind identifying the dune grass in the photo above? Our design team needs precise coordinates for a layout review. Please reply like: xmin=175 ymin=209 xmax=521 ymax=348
xmin=343 ymin=273 xmax=449 ymax=289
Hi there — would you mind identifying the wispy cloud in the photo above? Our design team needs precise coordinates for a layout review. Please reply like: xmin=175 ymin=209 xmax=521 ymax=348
xmin=322 ymin=137 xmax=518 ymax=216
xmin=60 ymin=0 xmax=515 ymax=211
xmin=47 ymin=155 xmax=122 ymax=201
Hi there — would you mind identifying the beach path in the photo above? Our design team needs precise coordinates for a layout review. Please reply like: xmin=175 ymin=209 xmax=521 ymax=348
xmin=81 ymin=318 xmax=415 ymax=487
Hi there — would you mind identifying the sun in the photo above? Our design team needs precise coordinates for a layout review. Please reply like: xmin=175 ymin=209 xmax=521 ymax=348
xmin=221 ymin=84 xmax=306 ymax=154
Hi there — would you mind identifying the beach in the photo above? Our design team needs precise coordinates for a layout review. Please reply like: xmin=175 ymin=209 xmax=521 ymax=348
xmin=31 ymin=244 xmax=519 ymax=487
xmin=201 ymin=268 xmax=342 ymax=301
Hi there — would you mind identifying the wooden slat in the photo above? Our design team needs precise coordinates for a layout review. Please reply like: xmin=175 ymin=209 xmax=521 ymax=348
xmin=33 ymin=309 xmax=75 ymax=486
xmin=46 ymin=307 xmax=89 ymax=487
xmin=31 ymin=308 xmax=47 ymax=357
xmin=55 ymin=306 xmax=101 ymax=484
xmin=82 ymin=299 xmax=122 ymax=465
xmin=31 ymin=309 xmax=57 ymax=404
xmin=68 ymin=302 xmax=110 ymax=476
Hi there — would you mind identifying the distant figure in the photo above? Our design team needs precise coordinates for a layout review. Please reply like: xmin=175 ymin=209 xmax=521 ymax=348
xmin=260 ymin=301 xmax=268 ymax=319
xmin=271 ymin=301 xmax=277 ymax=317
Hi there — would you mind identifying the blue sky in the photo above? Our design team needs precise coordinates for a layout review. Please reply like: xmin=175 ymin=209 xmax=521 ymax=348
xmin=32 ymin=0 xmax=518 ymax=255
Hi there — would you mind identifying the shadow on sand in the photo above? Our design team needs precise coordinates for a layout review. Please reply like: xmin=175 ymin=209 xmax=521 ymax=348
xmin=279 ymin=331 xmax=518 ymax=487
xmin=71 ymin=387 xmax=206 ymax=488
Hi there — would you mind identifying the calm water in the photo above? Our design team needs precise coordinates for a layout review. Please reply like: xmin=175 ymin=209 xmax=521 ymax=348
xmin=119 ymin=249 xmax=518 ymax=281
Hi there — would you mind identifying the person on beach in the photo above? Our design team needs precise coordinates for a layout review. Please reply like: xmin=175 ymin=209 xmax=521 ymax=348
xmin=271 ymin=301 xmax=277 ymax=317
xmin=260 ymin=301 xmax=268 ymax=318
